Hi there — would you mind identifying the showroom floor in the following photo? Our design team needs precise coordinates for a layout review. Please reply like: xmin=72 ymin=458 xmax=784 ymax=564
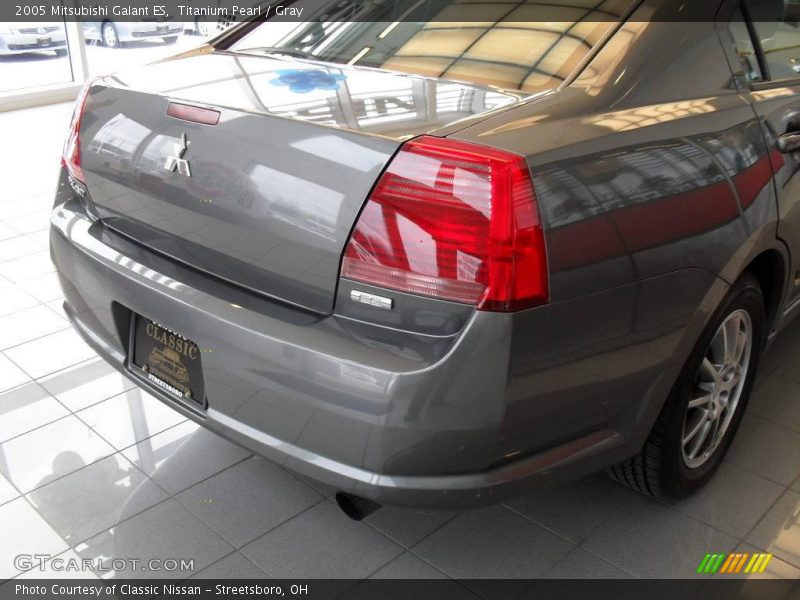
xmin=1 ymin=103 xmax=800 ymax=588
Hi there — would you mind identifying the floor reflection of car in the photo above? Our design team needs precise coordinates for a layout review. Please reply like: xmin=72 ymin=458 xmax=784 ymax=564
xmin=83 ymin=21 xmax=183 ymax=48
xmin=0 ymin=23 xmax=66 ymax=57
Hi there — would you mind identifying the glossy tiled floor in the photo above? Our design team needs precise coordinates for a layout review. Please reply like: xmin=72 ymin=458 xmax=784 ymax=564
xmin=2 ymin=103 xmax=800 ymax=586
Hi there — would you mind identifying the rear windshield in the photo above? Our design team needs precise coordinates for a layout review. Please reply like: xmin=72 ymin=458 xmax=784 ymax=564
xmin=228 ymin=0 xmax=636 ymax=93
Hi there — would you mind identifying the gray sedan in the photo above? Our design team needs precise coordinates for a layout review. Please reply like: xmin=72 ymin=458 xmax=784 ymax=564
xmin=51 ymin=0 xmax=800 ymax=517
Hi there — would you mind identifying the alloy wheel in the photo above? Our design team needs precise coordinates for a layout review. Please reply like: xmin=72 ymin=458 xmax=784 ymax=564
xmin=682 ymin=309 xmax=752 ymax=469
xmin=103 ymin=24 xmax=118 ymax=48
xmin=198 ymin=22 xmax=214 ymax=37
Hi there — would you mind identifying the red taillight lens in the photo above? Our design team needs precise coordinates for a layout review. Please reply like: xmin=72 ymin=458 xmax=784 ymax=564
xmin=62 ymin=79 xmax=94 ymax=184
xmin=341 ymin=136 xmax=548 ymax=312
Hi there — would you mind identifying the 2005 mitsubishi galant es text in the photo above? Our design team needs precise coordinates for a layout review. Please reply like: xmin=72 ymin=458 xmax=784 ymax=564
xmin=51 ymin=0 xmax=800 ymax=516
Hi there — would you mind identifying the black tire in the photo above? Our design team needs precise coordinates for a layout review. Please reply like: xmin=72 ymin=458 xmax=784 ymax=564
xmin=163 ymin=36 xmax=178 ymax=44
xmin=609 ymin=273 xmax=765 ymax=500
xmin=54 ymin=48 xmax=67 ymax=57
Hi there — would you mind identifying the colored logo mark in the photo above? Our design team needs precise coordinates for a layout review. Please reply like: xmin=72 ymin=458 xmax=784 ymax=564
xmin=269 ymin=69 xmax=346 ymax=93
xmin=697 ymin=552 xmax=773 ymax=574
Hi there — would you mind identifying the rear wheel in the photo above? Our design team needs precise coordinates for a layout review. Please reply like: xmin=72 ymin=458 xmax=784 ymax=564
xmin=609 ymin=273 xmax=764 ymax=499
xmin=163 ymin=36 xmax=178 ymax=44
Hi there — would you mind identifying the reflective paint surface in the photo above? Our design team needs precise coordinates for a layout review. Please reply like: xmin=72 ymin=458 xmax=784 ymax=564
xmin=46 ymin=1 xmax=800 ymax=510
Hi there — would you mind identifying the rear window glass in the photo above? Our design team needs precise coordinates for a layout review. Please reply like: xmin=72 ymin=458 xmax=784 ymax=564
xmin=229 ymin=0 xmax=636 ymax=93
xmin=741 ymin=0 xmax=800 ymax=82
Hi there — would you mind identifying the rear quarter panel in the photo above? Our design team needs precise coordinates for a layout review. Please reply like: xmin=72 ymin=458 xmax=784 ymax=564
xmin=451 ymin=14 xmax=780 ymax=458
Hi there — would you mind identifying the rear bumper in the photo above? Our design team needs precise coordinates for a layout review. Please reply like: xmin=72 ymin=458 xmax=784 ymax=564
xmin=50 ymin=198 xmax=635 ymax=508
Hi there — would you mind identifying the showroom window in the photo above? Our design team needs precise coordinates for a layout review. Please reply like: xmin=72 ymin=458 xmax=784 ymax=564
xmin=81 ymin=20 xmax=217 ymax=78
xmin=0 ymin=17 xmax=227 ymax=109
xmin=0 ymin=20 xmax=75 ymax=94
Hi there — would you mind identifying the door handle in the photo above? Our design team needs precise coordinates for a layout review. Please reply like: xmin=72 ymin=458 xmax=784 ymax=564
xmin=777 ymin=131 xmax=800 ymax=153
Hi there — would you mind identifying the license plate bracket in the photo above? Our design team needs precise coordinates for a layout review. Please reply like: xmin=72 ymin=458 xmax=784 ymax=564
xmin=129 ymin=314 xmax=206 ymax=409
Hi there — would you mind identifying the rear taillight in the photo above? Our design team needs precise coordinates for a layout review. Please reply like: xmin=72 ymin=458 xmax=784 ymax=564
xmin=340 ymin=136 xmax=548 ymax=312
xmin=62 ymin=79 xmax=94 ymax=184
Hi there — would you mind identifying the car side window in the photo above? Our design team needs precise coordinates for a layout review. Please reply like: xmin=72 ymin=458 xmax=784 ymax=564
xmin=729 ymin=7 xmax=764 ymax=83
xmin=740 ymin=0 xmax=800 ymax=81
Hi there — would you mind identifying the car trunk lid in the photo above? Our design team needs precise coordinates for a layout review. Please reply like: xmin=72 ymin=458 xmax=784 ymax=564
xmin=78 ymin=52 xmax=524 ymax=313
